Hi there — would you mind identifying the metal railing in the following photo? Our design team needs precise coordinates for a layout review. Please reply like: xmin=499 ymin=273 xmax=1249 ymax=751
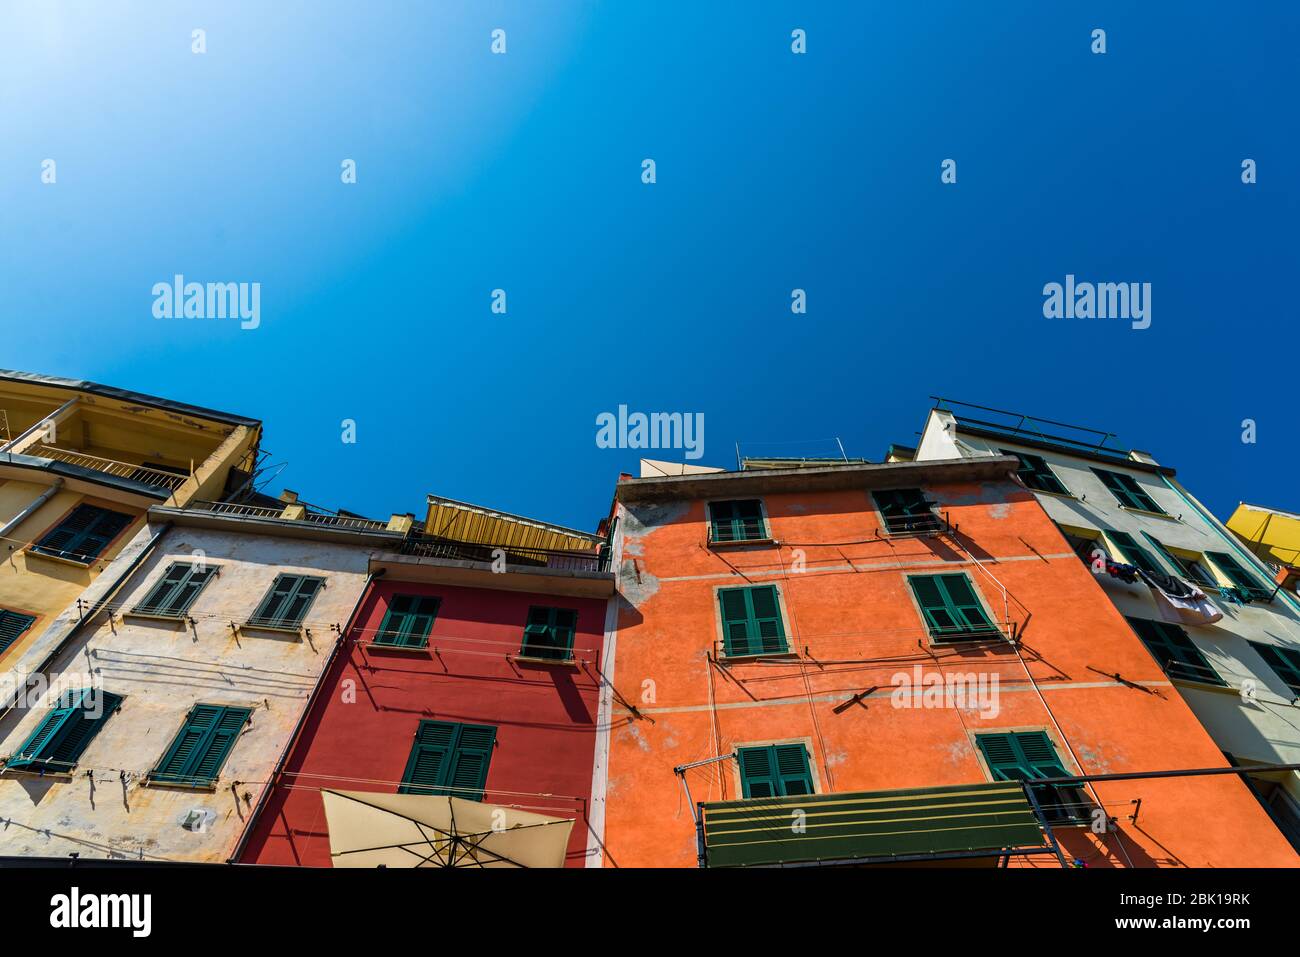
xmin=35 ymin=446 xmax=189 ymax=491
xmin=400 ymin=533 xmax=610 ymax=573
xmin=189 ymin=500 xmax=390 ymax=531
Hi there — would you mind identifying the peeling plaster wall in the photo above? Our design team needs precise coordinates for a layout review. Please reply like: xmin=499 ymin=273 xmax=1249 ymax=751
xmin=0 ymin=524 xmax=371 ymax=863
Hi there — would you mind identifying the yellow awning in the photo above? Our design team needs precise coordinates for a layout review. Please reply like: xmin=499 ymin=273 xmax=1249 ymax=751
xmin=321 ymin=789 xmax=575 ymax=868
xmin=423 ymin=494 xmax=600 ymax=553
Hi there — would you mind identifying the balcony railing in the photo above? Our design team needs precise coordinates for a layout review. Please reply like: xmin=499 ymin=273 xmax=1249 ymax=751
xmin=34 ymin=446 xmax=189 ymax=491
xmin=189 ymin=500 xmax=390 ymax=531
xmin=400 ymin=533 xmax=610 ymax=573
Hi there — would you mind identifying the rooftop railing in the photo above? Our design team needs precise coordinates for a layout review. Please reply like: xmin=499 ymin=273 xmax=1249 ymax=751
xmin=35 ymin=446 xmax=189 ymax=491
xmin=399 ymin=533 xmax=610 ymax=573
xmin=189 ymin=500 xmax=391 ymax=531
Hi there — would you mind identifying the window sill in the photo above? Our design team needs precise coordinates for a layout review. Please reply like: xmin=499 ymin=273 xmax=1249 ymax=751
xmin=1 ymin=765 xmax=73 ymax=781
xmin=514 ymin=653 xmax=579 ymax=668
xmin=1119 ymin=505 xmax=1178 ymax=522
xmin=1170 ymin=676 xmax=1233 ymax=694
xmin=929 ymin=631 xmax=1006 ymax=647
xmin=708 ymin=537 xmax=776 ymax=550
xmin=22 ymin=548 xmax=95 ymax=569
xmin=239 ymin=621 xmax=304 ymax=637
xmin=368 ymin=642 xmax=431 ymax=656
xmin=720 ymin=649 xmax=796 ymax=663
xmin=123 ymin=611 xmax=189 ymax=627
xmin=143 ymin=777 xmax=218 ymax=792
xmin=1031 ymin=489 xmax=1079 ymax=501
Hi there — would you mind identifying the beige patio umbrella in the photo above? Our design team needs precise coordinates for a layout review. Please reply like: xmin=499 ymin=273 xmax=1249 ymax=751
xmin=321 ymin=789 xmax=575 ymax=868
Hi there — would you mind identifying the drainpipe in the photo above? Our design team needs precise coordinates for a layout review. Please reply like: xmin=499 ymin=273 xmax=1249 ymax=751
xmin=0 ymin=521 xmax=171 ymax=718
xmin=1157 ymin=474 xmax=1300 ymax=617
xmin=227 ymin=568 xmax=383 ymax=864
xmin=0 ymin=479 xmax=64 ymax=541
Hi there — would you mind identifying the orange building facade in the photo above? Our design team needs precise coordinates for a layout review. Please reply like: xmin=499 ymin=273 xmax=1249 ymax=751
xmin=594 ymin=456 xmax=1298 ymax=868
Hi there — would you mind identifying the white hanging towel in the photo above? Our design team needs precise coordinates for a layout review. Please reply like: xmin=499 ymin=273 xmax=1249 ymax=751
xmin=1139 ymin=570 xmax=1224 ymax=626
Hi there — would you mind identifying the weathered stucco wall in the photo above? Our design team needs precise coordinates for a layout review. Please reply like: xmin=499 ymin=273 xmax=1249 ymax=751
xmin=0 ymin=521 xmax=372 ymax=862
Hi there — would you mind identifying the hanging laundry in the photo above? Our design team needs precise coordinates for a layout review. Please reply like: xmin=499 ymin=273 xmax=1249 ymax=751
xmin=1219 ymin=586 xmax=1253 ymax=606
xmin=1138 ymin=569 xmax=1223 ymax=626
xmin=1105 ymin=561 xmax=1140 ymax=584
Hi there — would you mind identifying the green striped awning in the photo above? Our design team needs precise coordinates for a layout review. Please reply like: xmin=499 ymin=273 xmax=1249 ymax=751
xmin=700 ymin=781 xmax=1048 ymax=868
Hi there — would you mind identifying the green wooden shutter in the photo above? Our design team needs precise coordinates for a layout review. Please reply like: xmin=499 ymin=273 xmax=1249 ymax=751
xmin=1140 ymin=534 xmax=1216 ymax=587
xmin=134 ymin=563 xmax=216 ymax=617
xmin=737 ymin=744 xmax=813 ymax=798
xmin=399 ymin=721 xmax=496 ymax=800
xmin=521 ymin=606 xmax=578 ymax=659
xmin=1104 ymin=532 xmax=1164 ymax=575
xmin=0 ymin=610 xmax=37 ymax=655
xmin=1248 ymin=642 xmax=1300 ymax=696
xmin=1002 ymin=450 xmax=1068 ymax=495
xmin=909 ymin=574 xmax=996 ymax=641
xmin=32 ymin=505 xmax=132 ymax=563
xmin=1091 ymin=469 xmax=1163 ymax=513
xmin=873 ymin=489 xmax=938 ymax=533
xmin=709 ymin=500 xmax=766 ymax=542
xmin=152 ymin=704 xmax=251 ymax=785
xmin=8 ymin=689 xmax=121 ymax=771
xmin=1126 ymin=616 xmax=1224 ymax=685
xmin=976 ymin=731 xmax=1085 ymax=824
xmin=718 ymin=586 xmax=787 ymax=656
xmin=1205 ymin=551 xmax=1270 ymax=600
xmin=375 ymin=594 xmax=440 ymax=647
xmin=250 ymin=575 xmax=324 ymax=627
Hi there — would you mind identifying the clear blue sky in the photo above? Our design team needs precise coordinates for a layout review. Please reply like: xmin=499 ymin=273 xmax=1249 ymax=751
xmin=2 ymin=2 xmax=1296 ymax=531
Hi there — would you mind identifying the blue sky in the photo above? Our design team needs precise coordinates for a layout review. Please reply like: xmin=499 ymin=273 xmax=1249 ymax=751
xmin=2 ymin=2 xmax=1296 ymax=531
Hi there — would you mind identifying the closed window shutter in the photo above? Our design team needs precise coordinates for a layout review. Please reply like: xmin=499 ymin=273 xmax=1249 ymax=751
xmin=153 ymin=704 xmax=250 ymax=784
xmin=1127 ymin=616 xmax=1224 ymax=685
xmin=33 ymin=505 xmax=132 ymax=563
xmin=748 ymin=586 xmax=786 ymax=653
xmin=737 ymin=744 xmax=813 ymax=798
xmin=910 ymin=575 xmax=995 ymax=640
xmin=0 ymin=610 xmax=37 ymax=654
xmin=976 ymin=731 xmax=1084 ymax=823
xmin=251 ymin=575 xmax=324 ymax=627
xmin=521 ymin=606 xmax=577 ymax=659
xmin=938 ymin=574 xmax=996 ymax=635
xmin=718 ymin=586 xmax=786 ymax=656
xmin=376 ymin=594 xmax=440 ymax=647
xmin=135 ymin=563 xmax=215 ymax=617
xmin=1250 ymin=642 xmax=1300 ymax=695
xmin=1092 ymin=469 xmax=1162 ymax=513
xmin=399 ymin=721 xmax=496 ymax=800
xmin=719 ymin=588 xmax=753 ymax=655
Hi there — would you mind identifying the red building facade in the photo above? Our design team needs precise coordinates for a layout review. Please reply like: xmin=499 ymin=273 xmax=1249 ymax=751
xmin=241 ymin=548 xmax=613 ymax=867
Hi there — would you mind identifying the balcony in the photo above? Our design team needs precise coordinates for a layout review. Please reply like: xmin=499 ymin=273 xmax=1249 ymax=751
xmin=698 ymin=781 xmax=1061 ymax=867
xmin=189 ymin=500 xmax=390 ymax=531
xmin=33 ymin=446 xmax=189 ymax=492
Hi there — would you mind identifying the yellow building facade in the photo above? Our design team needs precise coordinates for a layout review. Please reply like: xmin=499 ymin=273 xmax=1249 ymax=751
xmin=0 ymin=370 xmax=260 ymax=671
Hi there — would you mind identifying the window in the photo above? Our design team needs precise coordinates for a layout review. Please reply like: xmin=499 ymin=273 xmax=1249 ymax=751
xmin=399 ymin=720 xmax=497 ymax=801
xmin=1249 ymin=642 xmax=1300 ymax=697
xmin=247 ymin=574 xmax=324 ymax=629
xmin=736 ymin=744 xmax=814 ymax=798
xmin=0 ymin=609 xmax=37 ymax=656
xmin=1064 ymin=532 xmax=1102 ymax=567
xmin=708 ymin=499 xmax=767 ymax=543
xmin=908 ymin=574 xmax=999 ymax=642
xmin=718 ymin=585 xmax=788 ymax=656
xmin=521 ymin=606 xmax=578 ymax=660
xmin=1141 ymin=534 xmax=1216 ymax=587
xmin=872 ymin=488 xmax=941 ymax=534
xmin=975 ymin=732 xmax=1090 ymax=825
xmin=1091 ymin=468 xmax=1164 ymax=513
xmin=1205 ymin=551 xmax=1272 ymax=601
xmin=150 ymin=704 xmax=251 ymax=787
xmin=374 ymin=594 xmax=440 ymax=648
xmin=1126 ymin=616 xmax=1225 ymax=686
xmin=5 ymin=688 xmax=122 ymax=772
xmin=30 ymin=504 xmax=132 ymax=564
xmin=1002 ymin=449 xmax=1069 ymax=495
xmin=1103 ymin=531 xmax=1164 ymax=576
xmin=132 ymin=562 xmax=217 ymax=618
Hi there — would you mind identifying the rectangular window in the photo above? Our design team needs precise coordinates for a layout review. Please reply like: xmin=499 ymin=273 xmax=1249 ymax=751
xmin=374 ymin=594 xmax=441 ymax=648
xmin=718 ymin=585 xmax=788 ymax=657
xmin=0 ymin=609 xmax=37 ymax=656
xmin=1127 ymin=616 xmax=1225 ymax=686
xmin=736 ymin=743 xmax=814 ymax=798
xmin=1249 ymin=642 xmax=1300 ymax=697
xmin=247 ymin=574 xmax=325 ymax=629
xmin=1064 ymin=532 xmax=1102 ymax=567
xmin=132 ymin=562 xmax=217 ymax=618
xmin=708 ymin=499 xmax=767 ymax=543
xmin=975 ymin=731 xmax=1090 ymax=825
xmin=1104 ymin=531 xmax=1164 ymax=576
xmin=908 ymin=574 xmax=998 ymax=642
xmin=6 ymin=688 xmax=122 ymax=772
xmin=399 ymin=720 xmax=497 ymax=801
xmin=1205 ymin=551 xmax=1272 ymax=601
xmin=1091 ymin=468 xmax=1164 ymax=513
xmin=150 ymin=704 xmax=251 ymax=787
xmin=1141 ymin=534 xmax=1217 ymax=587
xmin=872 ymin=488 xmax=941 ymax=534
xmin=520 ymin=606 xmax=578 ymax=660
xmin=1002 ymin=449 xmax=1069 ymax=495
xmin=30 ymin=504 xmax=133 ymax=564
